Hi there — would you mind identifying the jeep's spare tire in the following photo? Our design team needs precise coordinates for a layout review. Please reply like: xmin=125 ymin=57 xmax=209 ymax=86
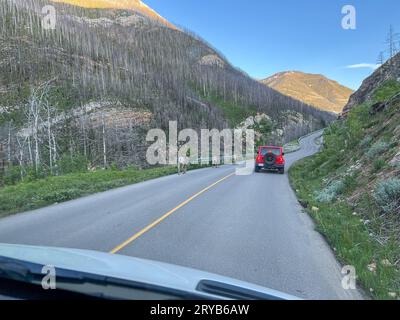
xmin=265 ymin=153 xmax=276 ymax=164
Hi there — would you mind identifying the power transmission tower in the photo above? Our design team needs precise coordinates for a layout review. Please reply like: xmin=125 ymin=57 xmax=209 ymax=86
xmin=386 ymin=25 xmax=399 ymax=60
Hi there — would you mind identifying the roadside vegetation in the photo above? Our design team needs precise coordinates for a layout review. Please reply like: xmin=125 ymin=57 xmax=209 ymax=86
xmin=0 ymin=163 xmax=209 ymax=218
xmin=289 ymin=80 xmax=400 ymax=299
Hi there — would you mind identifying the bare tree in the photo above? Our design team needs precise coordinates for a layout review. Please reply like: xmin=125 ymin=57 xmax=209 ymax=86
xmin=0 ymin=143 xmax=5 ymax=174
xmin=101 ymin=112 xmax=107 ymax=169
xmin=30 ymin=90 xmax=41 ymax=173
xmin=45 ymin=101 xmax=56 ymax=173
xmin=26 ymin=80 xmax=54 ymax=173
xmin=7 ymin=121 xmax=12 ymax=164
xmin=16 ymin=136 xmax=26 ymax=180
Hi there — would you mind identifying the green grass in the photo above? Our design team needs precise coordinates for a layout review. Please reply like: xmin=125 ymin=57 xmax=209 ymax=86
xmin=0 ymin=164 xmax=207 ymax=218
xmin=372 ymin=80 xmax=400 ymax=103
xmin=289 ymin=80 xmax=400 ymax=299
xmin=290 ymin=158 xmax=399 ymax=299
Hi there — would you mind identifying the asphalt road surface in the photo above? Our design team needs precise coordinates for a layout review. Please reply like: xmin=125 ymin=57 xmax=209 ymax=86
xmin=0 ymin=131 xmax=363 ymax=299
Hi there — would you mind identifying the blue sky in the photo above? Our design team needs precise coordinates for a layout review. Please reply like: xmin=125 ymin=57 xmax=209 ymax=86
xmin=145 ymin=0 xmax=400 ymax=90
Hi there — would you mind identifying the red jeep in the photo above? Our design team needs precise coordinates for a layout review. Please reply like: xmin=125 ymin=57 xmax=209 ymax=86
xmin=255 ymin=146 xmax=285 ymax=174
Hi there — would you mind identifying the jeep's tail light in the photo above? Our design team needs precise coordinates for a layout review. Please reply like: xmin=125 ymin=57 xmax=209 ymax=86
xmin=276 ymin=156 xmax=285 ymax=164
xmin=256 ymin=155 xmax=264 ymax=164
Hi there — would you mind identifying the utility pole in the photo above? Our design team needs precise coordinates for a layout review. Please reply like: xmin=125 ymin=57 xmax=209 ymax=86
xmin=377 ymin=52 xmax=385 ymax=75
xmin=377 ymin=51 xmax=385 ymax=66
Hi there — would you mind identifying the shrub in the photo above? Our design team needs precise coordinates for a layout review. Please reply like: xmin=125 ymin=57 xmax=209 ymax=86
xmin=57 ymin=155 xmax=88 ymax=174
xmin=374 ymin=178 xmax=400 ymax=213
xmin=373 ymin=159 xmax=386 ymax=172
xmin=360 ymin=135 xmax=372 ymax=149
xmin=366 ymin=141 xmax=389 ymax=160
xmin=3 ymin=165 xmax=23 ymax=185
xmin=42 ymin=189 xmax=82 ymax=203
xmin=109 ymin=162 xmax=118 ymax=171
xmin=315 ymin=180 xmax=345 ymax=203
xmin=342 ymin=174 xmax=358 ymax=194
xmin=3 ymin=165 xmax=48 ymax=185
xmin=24 ymin=165 xmax=49 ymax=182
xmin=345 ymin=103 xmax=371 ymax=147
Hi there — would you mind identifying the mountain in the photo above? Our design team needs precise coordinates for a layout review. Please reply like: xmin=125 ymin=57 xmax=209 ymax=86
xmin=51 ymin=0 xmax=176 ymax=29
xmin=0 ymin=0 xmax=334 ymax=173
xmin=261 ymin=71 xmax=353 ymax=114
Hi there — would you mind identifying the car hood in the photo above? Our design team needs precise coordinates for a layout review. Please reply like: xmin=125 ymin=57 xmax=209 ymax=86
xmin=0 ymin=243 xmax=299 ymax=300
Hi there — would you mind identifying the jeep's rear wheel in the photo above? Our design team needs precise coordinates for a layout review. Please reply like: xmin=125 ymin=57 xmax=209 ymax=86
xmin=264 ymin=153 xmax=276 ymax=165
xmin=279 ymin=168 xmax=285 ymax=174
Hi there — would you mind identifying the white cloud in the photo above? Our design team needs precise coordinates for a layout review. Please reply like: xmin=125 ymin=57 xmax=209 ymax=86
xmin=345 ymin=63 xmax=381 ymax=70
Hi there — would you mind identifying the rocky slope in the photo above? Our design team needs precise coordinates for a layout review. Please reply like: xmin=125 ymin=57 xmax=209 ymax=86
xmin=262 ymin=71 xmax=353 ymax=114
xmin=343 ymin=53 xmax=400 ymax=115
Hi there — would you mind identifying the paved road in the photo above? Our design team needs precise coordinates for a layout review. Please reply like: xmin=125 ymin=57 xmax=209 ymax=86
xmin=0 ymin=131 xmax=363 ymax=299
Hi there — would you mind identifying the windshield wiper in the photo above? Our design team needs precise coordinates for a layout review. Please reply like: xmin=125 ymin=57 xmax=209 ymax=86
xmin=0 ymin=256 xmax=206 ymax=300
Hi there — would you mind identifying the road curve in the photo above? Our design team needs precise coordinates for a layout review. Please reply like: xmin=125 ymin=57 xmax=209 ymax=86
xmin=0 ymin=131 xmax=363 ymax=299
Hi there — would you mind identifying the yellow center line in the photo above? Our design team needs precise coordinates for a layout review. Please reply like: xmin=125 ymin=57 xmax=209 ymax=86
xmin=110 ymin=172 xmax=236 ymax=254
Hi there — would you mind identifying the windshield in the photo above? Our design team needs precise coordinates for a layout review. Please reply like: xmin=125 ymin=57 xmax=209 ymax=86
xmin=260 ymin=149 xmax=281 ymax=156
xmin=0 ymin=0 xmax=398 ymax=303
